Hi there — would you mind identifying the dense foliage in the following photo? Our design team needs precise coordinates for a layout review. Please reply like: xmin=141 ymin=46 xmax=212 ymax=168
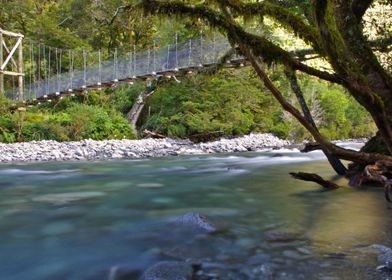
xmin=0 ymin=96 xmax=134 ymax=143
xmin=0 ymin=0 xmax=383 ymax=144
xmin=142 ymin=68 xmax=376 ymax=142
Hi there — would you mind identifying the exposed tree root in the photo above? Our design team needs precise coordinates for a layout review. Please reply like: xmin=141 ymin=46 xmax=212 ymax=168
xmin=349 ymin=160 xmax=392 ymax=202
xmin=300 ymin=142 xmax=323 ymax=153
xmin=289 ymin=172 xmax=341 ymax=191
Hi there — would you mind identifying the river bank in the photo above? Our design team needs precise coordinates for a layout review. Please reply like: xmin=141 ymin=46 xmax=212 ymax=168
xmin=0 ymin=133 xmax=292 ymax=163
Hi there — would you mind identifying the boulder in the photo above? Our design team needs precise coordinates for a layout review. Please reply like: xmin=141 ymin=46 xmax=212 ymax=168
xmin=371 ymin=244 xmax=392 ymax=270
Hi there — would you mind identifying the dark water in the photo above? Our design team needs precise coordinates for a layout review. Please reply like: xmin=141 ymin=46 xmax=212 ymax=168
xmin=0 ymin=147 xmax=391 ymax=279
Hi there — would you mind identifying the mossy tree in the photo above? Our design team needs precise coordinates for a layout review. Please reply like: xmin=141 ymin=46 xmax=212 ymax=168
xmin=134 ymin=0 xmax=392 ymax=187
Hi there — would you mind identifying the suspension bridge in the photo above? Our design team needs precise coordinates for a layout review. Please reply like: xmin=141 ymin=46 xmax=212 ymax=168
xmin=0 ymin=30 xmax=247 ymax=104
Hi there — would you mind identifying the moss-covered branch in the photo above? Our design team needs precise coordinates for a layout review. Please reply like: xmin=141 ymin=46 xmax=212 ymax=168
xmin=214 ymin=0 xmax=323 ymax=54
xmin=135 ymin=0 xmax=342 ymax=84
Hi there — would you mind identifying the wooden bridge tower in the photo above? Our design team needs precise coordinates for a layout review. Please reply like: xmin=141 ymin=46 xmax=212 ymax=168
xmin=0 ymin=28 xmax=24 ymax=101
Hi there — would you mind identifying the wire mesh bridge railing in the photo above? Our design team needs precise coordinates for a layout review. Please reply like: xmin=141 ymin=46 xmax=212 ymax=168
xmin=6 ymin=34 xmax=242 ymax=102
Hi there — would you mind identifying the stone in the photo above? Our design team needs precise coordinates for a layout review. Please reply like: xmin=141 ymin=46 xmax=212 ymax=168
xmin=172 ymin=212 xmax=217 ymax=233
xmin=264 ymin=231 xmax=299 ymax=242
xmin=139 ymin=261 xmax=193 ymax=280
xmin=108 ymin=265 xmax=142 ymax=280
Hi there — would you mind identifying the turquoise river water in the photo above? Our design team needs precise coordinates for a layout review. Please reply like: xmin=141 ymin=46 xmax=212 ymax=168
xmin=0 ymin=147 xmax=391 ymax=279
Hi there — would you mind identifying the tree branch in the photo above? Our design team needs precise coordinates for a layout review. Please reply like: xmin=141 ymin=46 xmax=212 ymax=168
xmin=290 ymin=172 xmax=341 ymax=190
xmin=352 ymin=0 xmax=374 ymax=21
xmin=137 ymin=0 xmax=392 ymax=165
xmin=216 ymin=0 xmax=323 ymax=53
xmin=137 ymin=0 xmax=342 ymax=84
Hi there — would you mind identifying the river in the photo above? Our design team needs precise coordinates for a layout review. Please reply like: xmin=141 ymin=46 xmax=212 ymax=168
xmin=0 ymin=146 xmax=390 ymax=279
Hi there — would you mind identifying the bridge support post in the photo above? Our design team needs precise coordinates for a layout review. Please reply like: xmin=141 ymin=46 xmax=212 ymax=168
xmin=18 ymin=39 xmax=23 ymax=101
xmin=0 ymin=33 xmax=4 ymax=97
xmin=0 ymin=28 xmax=24 ymax=101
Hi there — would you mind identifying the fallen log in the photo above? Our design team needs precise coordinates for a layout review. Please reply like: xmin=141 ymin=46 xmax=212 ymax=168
xmin=289 ymin=172 xmax=341 ymax=190
xmin=143 ymin=129 xmax=166 ymax=139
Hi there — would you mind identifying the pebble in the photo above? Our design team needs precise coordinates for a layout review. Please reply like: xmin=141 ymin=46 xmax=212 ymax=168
xmin=0 ymin=133 xmax=291 ymax=163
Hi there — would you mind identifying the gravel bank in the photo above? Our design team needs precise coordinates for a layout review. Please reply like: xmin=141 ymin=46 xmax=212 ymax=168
xmin=0 ymin=133 xmax=291 ymax=163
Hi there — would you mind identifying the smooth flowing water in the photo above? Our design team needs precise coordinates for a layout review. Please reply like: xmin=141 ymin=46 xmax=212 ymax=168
xmin=0 ymin=147 xmax=391 ymax=280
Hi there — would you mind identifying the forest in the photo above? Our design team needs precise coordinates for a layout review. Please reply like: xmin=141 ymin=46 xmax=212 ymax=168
xmin=0 ymin=0 xmax=382 ymax=143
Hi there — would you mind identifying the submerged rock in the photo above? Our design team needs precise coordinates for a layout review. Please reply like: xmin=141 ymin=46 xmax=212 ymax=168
xmin=139 ymin=261 xmax=193 ymax=280
xmin=108 ymin=265 xmax=142 ymax=280
xmin=264 ymin=231 xmax=300 ymax=242
xmin=172 ymin=212 xmax=217 ymax=233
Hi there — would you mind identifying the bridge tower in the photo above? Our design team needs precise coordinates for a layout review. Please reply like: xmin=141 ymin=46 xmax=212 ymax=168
xmin=0 ymin=28 xmax=24 ymax=101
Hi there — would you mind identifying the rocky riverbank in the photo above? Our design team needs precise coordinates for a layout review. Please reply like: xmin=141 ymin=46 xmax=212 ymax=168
xmin=0 ymin=133 xmax=291 ymax=163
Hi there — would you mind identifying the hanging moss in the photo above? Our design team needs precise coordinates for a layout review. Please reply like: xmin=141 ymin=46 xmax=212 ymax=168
xmin=137 ymin=0 xmax=308 ymax=67
xmin=220 ymin=0 xmax=324 ymax=54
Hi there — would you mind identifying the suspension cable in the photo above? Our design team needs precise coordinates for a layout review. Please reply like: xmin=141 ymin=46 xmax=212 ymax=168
xmin=29 ymin=40 xmax=33 ymax=99
xmin=213 ymin=33 xmax=216 ymax=63
xmin=59 ymin=49 xmax=62 ymax=93
xmin=133 ymin=44 xmax=136 ymax=78
xmin=188 ymin=39 xmax=192 ymax=66
xmin=98 ymin=49 xmax=102 ymax=85
xmin=69 ymin=50 xmax=74 ymax=92
xmin=83 ymin=49 xmax=87 ymax=88
xmin=128 ymin=51 xmax=132 ymax=77
xmin=147 ymin=48 xmax=150 ymax=74
xmin=55 ymin=48 xmax=58 ymax=94
xmin=200 ymin=33 xmax=203 ymax=67
xmin=48 ymin=46 xmax=51 ymax=94
xmin=166 ymin=44 xmax=170 ymax=70
xmin=43 ymin=44 xmax=48 ymax=96
xmin=175 ymin=33 xmax=178 ymax=70
xmin=37 ymin=43 xmax=41 ymax=98
xmin=153 ymin=39 xmax=156 ymax=74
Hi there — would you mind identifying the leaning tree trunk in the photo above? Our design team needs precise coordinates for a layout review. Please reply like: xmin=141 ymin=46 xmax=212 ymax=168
xmin=284 ymin=68 xmax=347 ymax=175
xmin=126 ymin=81 xmax=159 ymax=134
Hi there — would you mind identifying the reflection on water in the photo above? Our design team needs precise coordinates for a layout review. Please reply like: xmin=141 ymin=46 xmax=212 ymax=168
xmin=0 ymin=149 xmax=390 ymax=279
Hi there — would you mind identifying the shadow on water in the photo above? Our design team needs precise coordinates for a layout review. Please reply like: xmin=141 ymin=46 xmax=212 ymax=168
xmin=0 ymin=149 xmax=390 ymax=279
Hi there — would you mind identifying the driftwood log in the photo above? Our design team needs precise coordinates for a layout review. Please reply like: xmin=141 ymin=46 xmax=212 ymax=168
xmin=290 ymin=172 xmax=341 ymax=191
xmin=142 ymin=129 xmax=166 ymax=139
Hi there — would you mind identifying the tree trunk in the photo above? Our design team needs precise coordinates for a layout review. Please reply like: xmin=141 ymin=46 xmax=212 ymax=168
xmin=284 ymin=68 xmax=347 ymax=175
xmin=126 ymin=82 xmax=159 ymax=134
xmin=313 ymin=0 xmax=392 ymax=154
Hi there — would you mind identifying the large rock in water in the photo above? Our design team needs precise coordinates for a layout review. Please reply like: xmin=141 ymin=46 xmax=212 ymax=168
xmin=371 ymin=244 xmax=392 ymax=270
xmin=172 ymin=212 xmax=217 ymax=233
xmin=139 ymin=261 xmax=193 ymax=280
